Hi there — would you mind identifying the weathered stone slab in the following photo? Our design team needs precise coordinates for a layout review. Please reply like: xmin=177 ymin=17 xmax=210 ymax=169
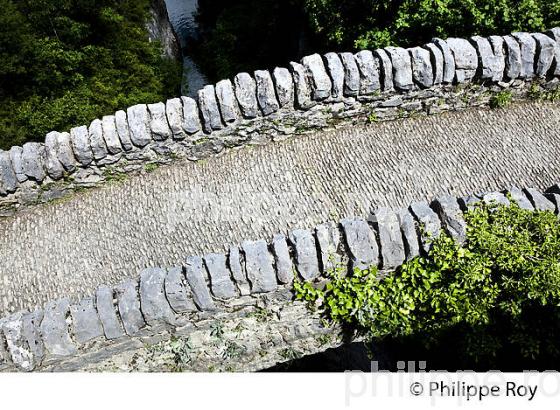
xmin=139 ymin=267 xmax=177 ymax=325
xmin=95 ymin=285 xmax=125 ymax=340
xmin=148 ymin=102 xmax=171 ymax=141
xmin=471 ymin=36 xmax=505 ymax=81
xmin=22 ymin=142 xmax=46 ymax=182
xmin=43 ymin=132 xmax=65 ymax=180
xmin=54 ymin=132 xmax=77 ymax=172
xmin=546 ymin=28 xmax=560 ymax=76
xmin=432 ymin=38 xmax=456 ymax=83
xmin=340 ymin=218 xmax=379 ymax=271
xmin=114 ymin=110 xmax=134 ymax=151
xmin=432 ymin=195 xmax=467 ymax=244
xmin=241 ymin=240 xmax=277 ymax=293
xmin=115 ymin=279 xmax=146 ymax=335
xmin=302 ymin=53 xmax=332 ymax=100
xmin=315 ymin=221 xmax=341 ymax=273
xmin=101 ymin=115 xmax=123 ymax=154
xmin=507 ymin=186 xmax=534 ymax=210
xmin=40 ymin=298 xmax=76 ymax=356
xmin=229 ymin=245 xmax=251 ymax=296
xmin=339 ymin=52 xmax=360 ymax=97
xmin=289 ymin=229 xmax=320 ymax=281
xmin=503 ymin=35 xmax=522 ymax=80
xmin=446 ymin=38 xmax=478 ymax=83
xmin=271 ymin=234 xmax=294 ymax=284
xmin=290 ymin=62 xmax=316 ymax=110
xmin=409 ymin=47 xmax=433 ymax=88
xmin=165 ymin=98 xmax=186 ymax=140
xmin=0 ymin=150 xmax=17 ymax=195
xmin=204 ymin=253 xmax=238 ymax=299
xmin=532 ymin=33 xmax=556 ymax=77
xmin=355 ymin=50 xmax=380 ymax=95
xmin=9 ymin=146 xmax=27 ymax=183
xmin=512 ymin=32 xmax=536 ymax=79
xmin=424 ymin=43 xmax=443 ymax=85
xmin=524 ymin=188 xmax=555 ymax=211
xmin=69 ymin=297 xmax=104 ymax=344
xmin=198 ymin=85 xmax=224 ymax=133
xmin=374 ymin=49 xmax=394 ymax=91
xmin=385 ymin=47 xmax=414 ymax=91
xmin=181 ymin=96 xmax=203 ymax=134
xmin=234 ymin=72 xmax=260 ymax=118
xmin=323 ymin=53 xmax=345 ymax=100
xmin=255 ymin=70 xmax=280 ymax=115
xmin=21 ymin=310 xmax=44 ymax=368
xmin=409 ymin=201 xmax=441 ymax=254
xmin=1 ymin=313 xmax=35 ymax=371
xmin=482 ymin=192 xmax=510 ymax=206
xmin=184 ymin=256 xmax=215 ymax=310
xmin=272 ymin=67 xmax=294 ymax=107
xmin=396 ymin=209 xmax=420 ymax=260
xmin=216 ymin=79 xmax=240 ymax=124
xmin=126 ymin=104 xmax=152 ymax=147
xmin=88 ymin=119 xmax=109 ymax=160
xmin=164 ymin=267 xmax=198 ymax=313
xmin=370 ymin=208 xmax=406 ymax=270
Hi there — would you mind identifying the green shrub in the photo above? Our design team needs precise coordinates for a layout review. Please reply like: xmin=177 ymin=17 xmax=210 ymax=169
xmin=489 ymin=90 xmax=513 ymax=109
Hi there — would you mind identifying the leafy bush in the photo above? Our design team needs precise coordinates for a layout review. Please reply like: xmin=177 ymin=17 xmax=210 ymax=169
xmin=295 ymin=201 xmax=560 ymax=365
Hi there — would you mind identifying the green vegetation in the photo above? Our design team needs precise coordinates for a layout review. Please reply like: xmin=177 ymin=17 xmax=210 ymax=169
xmin=295 ymin=201 xmax=560 ymax=368
xmin=489 ymin=90 xmax=513 ymax=109
xmin=0 ymin=0 xmax=181 ymax=150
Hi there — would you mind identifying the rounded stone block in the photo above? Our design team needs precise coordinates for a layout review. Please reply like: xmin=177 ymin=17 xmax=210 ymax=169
xmin=114 ymin=110 xmax=134 ymax=151
xmin=234 ymin=72 xmax=260 ymax=118
xmin=165 ymin=98 xmax=187 ymax=140
xmin=88 ymin=119 xmax=109 ymax=161
xmin=272 ymin=67 xmax=294 ymax=107
xmin=126 ymin=104 xmax=152 ymax=148
xmin=339 ymin=52 xmax=360 ymax=97
xmin=302 ymin=53 xmax=332 ymax=100
xmin=355 ymin=50 xmax=381 ymax=95
xmin=216 ymin=79 xmax=240 ymax=124
xmin=385 ymin=47 xmax=414 ymax=91
xmin=446 ymin=38 xmax=478 ymax=83
xmin=101 ymin=115 xmax=123 ymax=155
xmin=21 ymin=142 xmax=46 ymax=182
xmin=289 ymin=229 xmax=319 ymax=281
xmin=198 ymin=85 xmax=224 ymax=133
xmin=148 ymin=102 xmax=172 ymax=141
xmin=44 ymin=132 xmax=65 ymax=180
xmin=289 ymin=62 xmax=315 ymax=110
xmin=409 ymin=47 xmax=434 ymax=88
xmin=70 ymin=125 xmax=94 ymax=166
xmin=0 ymin=149 xmax=17 ymax=195
xmin=323 ymin=53 xmax=345 ymax=100
xmin=254 ymin=70 xmax=280 ymax=115
xmin=181 ymin=96 xmax=203 ymax=135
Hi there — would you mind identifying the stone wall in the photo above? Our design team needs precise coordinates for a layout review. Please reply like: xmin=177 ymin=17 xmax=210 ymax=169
xmin=1 ymin=183 xmax=559 ymax=372
xmin=1 ymin=28 xmax=560 ymax=216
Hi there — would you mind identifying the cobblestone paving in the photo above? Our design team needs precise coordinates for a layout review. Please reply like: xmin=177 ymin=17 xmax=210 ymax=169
xmin=1 ymin=101 xmax=559 ymax=314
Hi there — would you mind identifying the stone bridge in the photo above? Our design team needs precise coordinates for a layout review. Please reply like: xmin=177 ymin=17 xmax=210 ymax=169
xmin=0 ymin=28 xmax=560 ymax=371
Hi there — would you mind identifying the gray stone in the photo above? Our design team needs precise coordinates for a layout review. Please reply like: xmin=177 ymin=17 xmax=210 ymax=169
xmin=532 ymin=33 xmax=556 ymax=77
xmin=184 ymin=256 xmax=215 ymax=310
xmin=272 ymin=67 xmax=294 ymax=107
xmin=396 ymin=209 xmax=420 ymax=261
xmin=55 ymin=132 xmax=77 ymax=172
xmin=148 ymin=102 xmax=171 ymax=141
xmin=471 ymin=36 xmax=504 ymax=81
xmin=1 ymin=313 xmax=35 ymax=371
xmin=290 ymin=62 xmax=315 ymax=110
xmin=0 ymin=150 xmax=17 ymax=195
xmin=302 ymin=53 xmax=332 ymax=100
xmin=271 ymin=234 xmax=294 ymax=284
xmin=181 ymin=96 xmax=203 ymax=134
xmin=114 ymin=110 xmax=134 ymax=151
xmin=546 ymin=28 xmax=560 ymax=76
xmin=424 ymin=43 xmax=444 ymax=85
xmin=164 ymin=267 xmax=198 ymax=313
xmin=139 ymin=267 xmax=177 ymax=325
xmin=512 ymin=32 xmax=536 ymax=79
xmin=70 ymin=125 xmax=94 ymax=166
xmin=229 ymin=246 xmax=250 ymax=296
xmin=483 ymin=192 xmax=510 ymax=206
xmin=40 ymin=298 xmax=77 ymax=356
xmin=44 ymin=132 xmax=65 ymax=180
xmin=21 ymin=310 xmax=44 ymax=368
xmin=254 ymin=70 xmax=280 ymax=115
xmin=355 ymin=50 xmax=380 ymax=95
xmin=369 ymin=208 xmax=406 ymax=270
xmin=88 ymin=119 xmax=108 ymax=160
xmin=385 ymin=47 xmax=414 ymax=91
xmin=234 ymin=72 xmax=260 ymax=118
xmin=315 ymin=221 xmax=341 ymax=273
xmin=409 ymin=201 xmax=441 ymax=254
xmin=95 ymin=285 xmax=125 ymax=340
xmin=216 ymin=79 xmax=240 ymax=124
xmin=126 ymin=104 xmax=152 ymax=147
xmin=115 ymin=279 xmax=146 ymax=335
xmin=22 ymin=142 xmax=46 ymax=182
xmin=446 ymin=38 xmax=478 ymax=83
xmin=374 ymin=49 xmax=394 ymax=91
xmin=101 ymin=115 xmax=123 ymax=154
xmin=241 ymin=240 xmax=277 ymax=293
xmin=289 ymin=229 xmax=320 ymax=281
xmin=165 ymin=98 xmax=186 ymax=140
xmin=204 ymin=253 xmax=238 ymax=299
xmin=524 ymin=188 xmax=555 ymax=211
xmin=9 ymin=146 xmax=27 ymax=183
xmin=503 ymin=35 xmax=522 ymax=80
xmin=323 ymin=53 xmax=345 ymax=100
xmin=339 ymin=52 xmax=360 ymax=97
xmin=432 ymin=38 xmax=456 ymax=83
xmin=432 ymin=195 xmax=467 ymax=244
xmin=198 ymin=85 xmax=224 ymax=133
xmin=409 ymin=47 xmax=433 ymax=88
xmin=507 ymin=186 xmax=534 ymax=210
xmin=69 ymin=297 xmax=104 ymax=344
xmin=340 ymin=218 xmax=379 ymax=271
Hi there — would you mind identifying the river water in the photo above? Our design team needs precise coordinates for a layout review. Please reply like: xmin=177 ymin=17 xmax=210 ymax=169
xmin=164 ymin=0 xmax=208 ymax=96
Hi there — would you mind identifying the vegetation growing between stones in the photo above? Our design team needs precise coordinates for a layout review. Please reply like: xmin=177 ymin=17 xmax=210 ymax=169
xmin=295 ymin=202 xmax=560 ymax=367
xmin=489 ymin=90 xmax=513 ymax=109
